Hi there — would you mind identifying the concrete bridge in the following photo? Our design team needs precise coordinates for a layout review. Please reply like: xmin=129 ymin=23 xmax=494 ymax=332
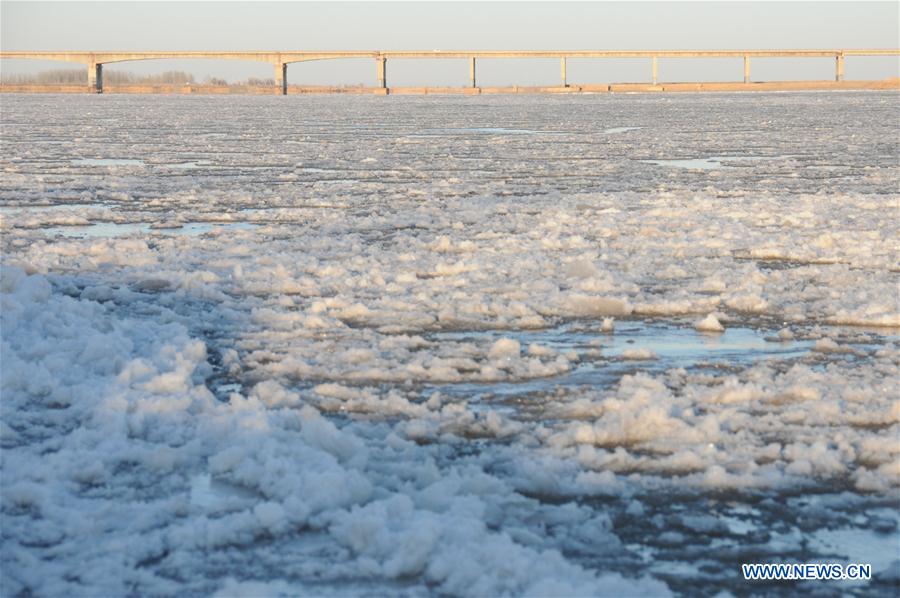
xmin=1 ymin=49 xmax=898 ymax=94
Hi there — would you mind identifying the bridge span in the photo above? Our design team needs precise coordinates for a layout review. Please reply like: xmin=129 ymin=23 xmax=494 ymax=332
xmin=1 ymin=49 xmax=898 ymax=94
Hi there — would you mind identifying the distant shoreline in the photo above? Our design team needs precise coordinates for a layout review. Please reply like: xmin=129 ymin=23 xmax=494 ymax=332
xmin=2 ymin=79 xmax=898 ymax=95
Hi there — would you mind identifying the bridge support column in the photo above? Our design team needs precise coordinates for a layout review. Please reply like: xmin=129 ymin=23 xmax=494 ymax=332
xmin=743 ymin=55 xmax=750 ymax=83
xmin=469 ymin=57 xmax=476 ymax=88
xmin=835 ymin=53 xmax=844 ymax=82
xmin=274 ymin=63 xmax=287 ymax=95
xmin=651 ymin=56 xmax=658 ymax=85
xmin=561 ymin=57 xmax=567 ymax=87
xmin=87 ymin=62 xmax=103 ymax=93
xmin=376 ymin=57 xmax=387 ymax=90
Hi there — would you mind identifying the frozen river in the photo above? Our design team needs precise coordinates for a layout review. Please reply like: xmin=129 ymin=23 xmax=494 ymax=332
xmin=1 ymin=93 xmax=898 ymax=596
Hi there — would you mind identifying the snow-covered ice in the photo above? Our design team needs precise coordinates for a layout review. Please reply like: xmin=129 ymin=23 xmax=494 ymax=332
xmin=1 ymin=92 xmax=898 ymax=596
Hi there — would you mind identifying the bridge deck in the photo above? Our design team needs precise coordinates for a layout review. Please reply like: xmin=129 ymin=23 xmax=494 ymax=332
xmin=2 ymin=49 xmax=897 ymax=94
xmin=2 ymin=49 xmax=899 ymax=65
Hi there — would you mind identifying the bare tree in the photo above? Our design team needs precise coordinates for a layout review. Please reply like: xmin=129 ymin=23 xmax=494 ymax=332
xmin=2 ymin=69 xmax=197 ymax=85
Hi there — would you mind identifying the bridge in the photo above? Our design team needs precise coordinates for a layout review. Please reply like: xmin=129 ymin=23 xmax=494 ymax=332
xmin=1 ymin=49 xmax=898 ymax=94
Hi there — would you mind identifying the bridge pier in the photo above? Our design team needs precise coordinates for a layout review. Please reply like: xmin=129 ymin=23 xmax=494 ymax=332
xmin=87 ymin=62 xmax=103 ymax=93
xmin=651 ymin=56 xmax=658 ymax=85
xmin=469 ymin=57 xmax=476 ymax=88
xmin=274 ymin=63 xmax=287 ymax=95
xmin=561 ymin=57 xmax=567 ymax=87
xmin=376 ymin=57 xmax=387 ymax=89
xmin=835 ymin=53 xmax=844 ymax=81
xmin=743 ymin=55 xmax=750 ymax=83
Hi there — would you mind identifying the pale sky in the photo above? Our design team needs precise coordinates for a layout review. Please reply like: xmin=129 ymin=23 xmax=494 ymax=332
xmin=2 ymin=1 xmax=898 ymax=86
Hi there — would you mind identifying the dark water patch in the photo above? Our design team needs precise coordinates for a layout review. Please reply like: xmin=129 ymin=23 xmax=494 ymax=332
xmin=641 ymin=155 xmax=799 ymax=171
xmin=420 ymin=319 xmax=896 ymax=420
xmin=429 ymin=320 xmax=813 ymax=396
xmin=42 ymin=221 xmax=258 ymax=238
xmin=607 ymin=490 xmax=900 ymax=597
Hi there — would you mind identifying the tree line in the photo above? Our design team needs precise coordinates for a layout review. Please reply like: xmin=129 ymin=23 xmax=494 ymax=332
xmin=1 ymin=69 xmax=277 ymax=86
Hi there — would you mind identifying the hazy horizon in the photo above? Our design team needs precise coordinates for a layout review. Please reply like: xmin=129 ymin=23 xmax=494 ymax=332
xmin=2 ymin=1 xmax=899 ymax=86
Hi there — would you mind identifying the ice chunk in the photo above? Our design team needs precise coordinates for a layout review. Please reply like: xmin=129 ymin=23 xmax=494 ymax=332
xmin=694 ymin=314 xmax=724 ymax=333
xmin=489 ymin=337 xmax=521 ymax=359
xmin=621 ymin=348 xmax=657 ymax=360
xmin=562 ymin=294 xmax=633 ymax=317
